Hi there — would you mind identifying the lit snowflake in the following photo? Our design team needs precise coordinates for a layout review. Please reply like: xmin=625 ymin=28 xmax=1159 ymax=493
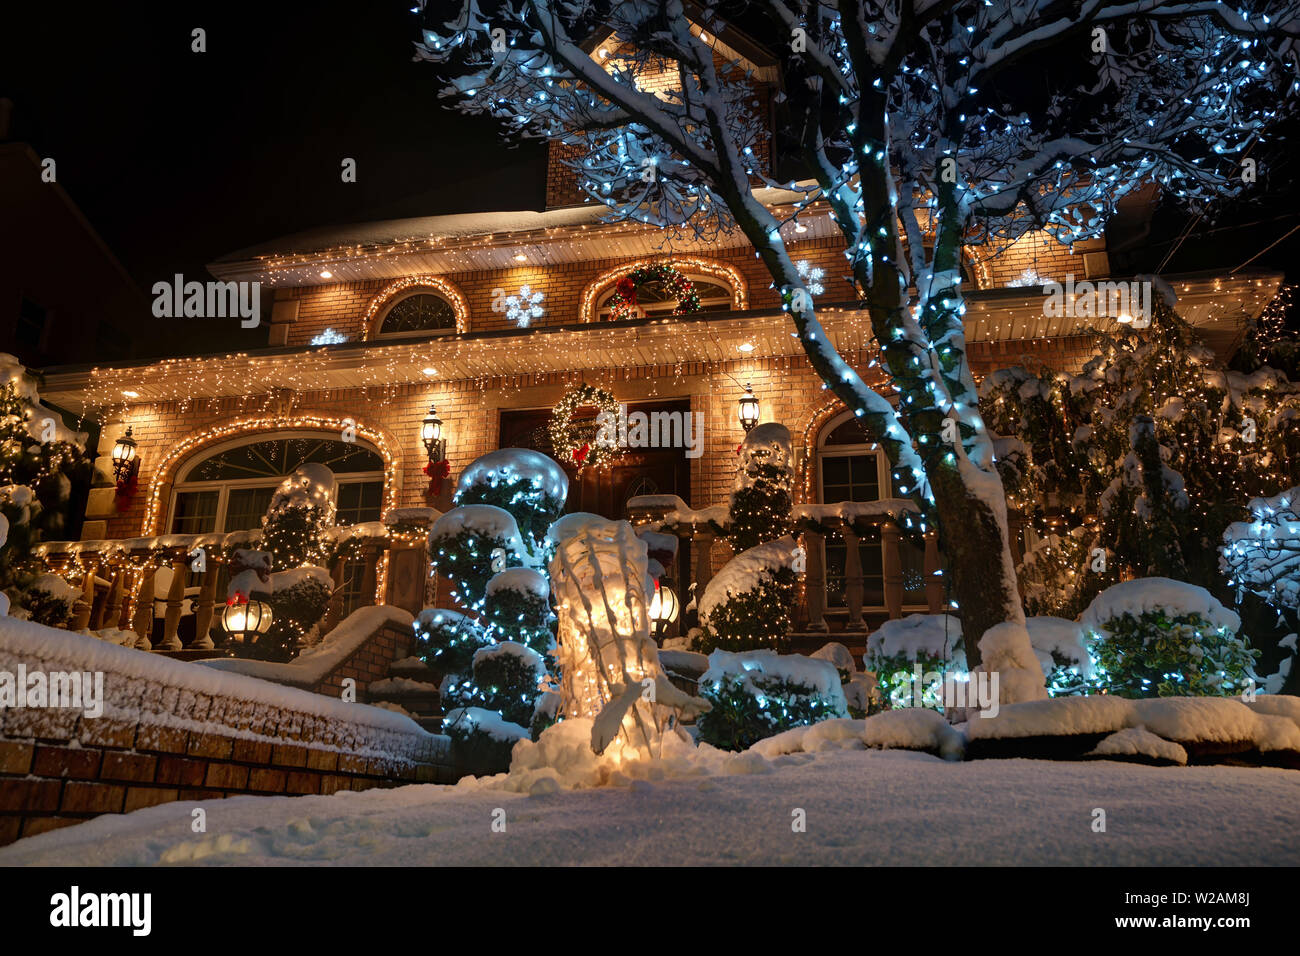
xmin=795 ymin=260 xmax=825 ymax=297
xmin=505 ymin=285 xmax=545 ymax=327
xmin=1008 ymin=269 xmax=1046 ymax=288
xmin=310 ymin=328 xmax=347 ymax=345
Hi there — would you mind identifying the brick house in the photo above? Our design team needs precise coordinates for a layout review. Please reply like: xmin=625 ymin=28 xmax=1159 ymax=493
xmin=31 ymin=28 xmax=1283 ymax=639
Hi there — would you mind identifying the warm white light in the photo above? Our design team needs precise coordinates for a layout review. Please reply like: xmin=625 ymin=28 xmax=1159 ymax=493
xmin=794 ymin=222 xmax=808 ymax=233
xmin=421 ymin=367 xmax=438 ymax=376
xmin=320 ymin=270 xmax=333 ymax=279
xmin=513 ymin=253 xmax=528 ymax=262
xmin=738 ymin=342 xmax=755 ymax=353
xmin=122 ymin=390 xmax=139 ymax=398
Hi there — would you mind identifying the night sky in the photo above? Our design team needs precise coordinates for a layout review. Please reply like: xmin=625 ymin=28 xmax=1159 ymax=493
xmin=3 ymin=0 xmax=1299 ymax=359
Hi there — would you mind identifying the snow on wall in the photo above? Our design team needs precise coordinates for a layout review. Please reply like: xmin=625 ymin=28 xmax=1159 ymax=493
xmin=201 ymin=605 xmax=415 ymax=688
xmin=0 ymin=612 xmax=439 ymax=764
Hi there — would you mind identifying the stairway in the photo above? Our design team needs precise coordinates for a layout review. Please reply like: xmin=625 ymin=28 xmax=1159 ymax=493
xmin=364 ymin=656 xmax=445 ymax=734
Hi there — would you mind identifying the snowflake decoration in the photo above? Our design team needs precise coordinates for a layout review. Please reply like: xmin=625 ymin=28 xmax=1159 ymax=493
xmin=1008 ymin=269 xmax=1046 ymax=288
xmin=505 ymin=285 xmax=545 ymax=327
xmin=795 ymin=260 xmax=825 ymax=297
xmin=309 ymin=328 xmax=347 ymax=345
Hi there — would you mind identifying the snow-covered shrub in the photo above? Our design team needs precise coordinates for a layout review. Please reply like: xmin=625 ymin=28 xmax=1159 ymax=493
xmin=696 ymin=650 xmax=847 ymax=751
xmin=21 ymin=572 xmax=78 ymax=629
xmin=1221 ymin=487 xmax=1300 ymax=612
xmin=262 ymin=568 xmax=334 ymax=660
xmin=454 ymin=449 xmax=567 ymax=558
xmin=261 ymin=464 xmax=337 ymax=570
xmin=443 ymin=641 xmax=545 ymax=727
xmin=1026 ymin=616 xmax=1092 ymax=696
xmin=728 ymin=423 xmax=793 ymax=552
xmin=1081 ymin=578 xmax=1258 ymax=698
xmin=428 ymin=505 xmax=526 ymax=611
xmin=812 ymin=641 xmax=882 ymax=718
xmin=696 ymin=538 xmax=796 ymax=653
xmin=865 ymin=614 xmax=965 ymax=711
xmin=442 ymin=706 xmax=529 ymax=772
xmin=414 ymin=607 xmax=491 ymax=675
xmin=485 ymin=567 xmax=554 ymax=656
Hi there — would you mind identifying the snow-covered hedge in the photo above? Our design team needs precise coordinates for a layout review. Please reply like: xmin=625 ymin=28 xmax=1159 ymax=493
xmin=697 ymin=537 xmax=797 ymax=653
xmin=696 ymin=649 xmax=847 ymax=751
xmin=865 ymin=614 xmax=965 ymax=710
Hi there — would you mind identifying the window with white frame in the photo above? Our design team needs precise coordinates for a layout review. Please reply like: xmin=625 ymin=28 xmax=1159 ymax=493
xmin=595 ymin=274 xmax=733 ymax=320
xmin=816 ymin=411 xmax=928 ymax=608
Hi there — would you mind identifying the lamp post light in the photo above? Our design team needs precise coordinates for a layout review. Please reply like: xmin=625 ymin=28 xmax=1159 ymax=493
xmin=220 ymin=594 xmax=274 ymax=650
xmin=110 ymin=426 xmax=140 ymax=491
xmin=421 ymin=404 xmax=446 ymax=463
xmin=737 ymin=384 xmax=760 ymax=433
xmin=648 ymin=581 xmax=680 ymax=641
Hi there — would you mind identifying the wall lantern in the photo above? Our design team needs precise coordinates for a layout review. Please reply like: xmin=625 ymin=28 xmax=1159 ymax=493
xmin=111 ymin=426 xmax=140 ymax=491
xmin=421 ymin=404 xmax=446 ymax=462
xmin=737 ymin=384 xmax=760 ymax=433
xmin=648 ymin=581 xmax=680 ymax=640
xmin=220 ymin=594 xmax=274 ymax=647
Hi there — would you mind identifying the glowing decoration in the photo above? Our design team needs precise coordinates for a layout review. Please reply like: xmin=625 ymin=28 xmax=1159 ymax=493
xmin=360 ymin=274 xmax=470 ymax=338
xmin=547 ymin=514 xmax=709 ymax=759
xmin=795 ymin=260 xmax=825 ymax=297
xmin=602 ymin=264 xmax=700 ymax=322
xmin=648 ymin=580 xmax=679 ymax=639
xmin=111 ymin=426 xmax=140 ymax=491
xmin=220 ymin=593 xmax=274 ymax=646
xmin=548 ymin=383 xmax=623 ymax=472
xmin=421 ymin=404 xmax=446 ymax=462
xmin=310 ymin=328 xmax=347 ymax=345
xmin=504 ymin=285 xmax=545 ymax=328
xmin=580 ymin=256 xmax=746 ymax=322
xmin=737 ymin=384 xmax=760 ymax=432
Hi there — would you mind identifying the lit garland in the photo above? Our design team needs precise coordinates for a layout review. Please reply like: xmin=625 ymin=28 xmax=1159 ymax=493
xmin=547 ymin=383 xmax=623 ymax=472
xmin=602 ymin=263 xmax=701 ymax=322
xmin=359 ymin=274 xmax=470 ymax=338
xmin=578 ymin=255 xmax=747 ymax=322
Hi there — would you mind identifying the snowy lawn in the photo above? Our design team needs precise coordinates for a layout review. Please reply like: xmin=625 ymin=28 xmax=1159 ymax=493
xmin=2 ymin=749 xmax=1297 ymax=866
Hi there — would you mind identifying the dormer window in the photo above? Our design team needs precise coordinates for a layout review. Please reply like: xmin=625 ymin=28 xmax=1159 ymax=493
xmin=596 ymin=275 xmax=733 ymax=321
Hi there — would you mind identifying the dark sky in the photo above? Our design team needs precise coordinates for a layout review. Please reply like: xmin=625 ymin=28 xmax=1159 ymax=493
xmin=2 ymin=0 xmax=544 ymax=356
xmin=3 ymin=0 xmax=1299 ymax=359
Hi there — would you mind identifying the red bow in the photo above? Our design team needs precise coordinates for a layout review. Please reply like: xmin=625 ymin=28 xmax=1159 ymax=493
xmin=616 ymin=276 xmax=637 ymax=303
xmin=573 ymin=442 xmax=590 ymax=465
xmin=424 ymin=458 xmax=452 ymax=499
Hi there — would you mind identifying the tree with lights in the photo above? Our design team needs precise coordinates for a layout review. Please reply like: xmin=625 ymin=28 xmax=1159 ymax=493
xmin=728 ymin=422 xmax=794 ymax=551
xmin=424 ymin=449 xmax=566 ymax=751
xmin=415 ymin=1 xmax=1300 ymax=689
xmin=981 ymin=292 xmax=1300 ymax=610
xmin=0 ymin=356 xmax=92 ymax=620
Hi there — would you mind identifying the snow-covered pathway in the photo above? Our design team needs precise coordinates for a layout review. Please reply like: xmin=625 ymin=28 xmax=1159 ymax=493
xmin=3 ymin=750 xmax=1297 ymax=866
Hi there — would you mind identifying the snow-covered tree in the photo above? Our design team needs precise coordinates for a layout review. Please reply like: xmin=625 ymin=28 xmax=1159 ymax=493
xmin=414 ymin=1 xmax=1300 ymax=682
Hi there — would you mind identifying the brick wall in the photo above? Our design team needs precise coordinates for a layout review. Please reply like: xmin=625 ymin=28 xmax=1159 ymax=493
xmin=0 ymin=615 xmax=453 ymax=846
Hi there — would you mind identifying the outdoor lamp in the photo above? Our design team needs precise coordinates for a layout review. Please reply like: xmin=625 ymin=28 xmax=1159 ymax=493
xmin=649 ymin=582 xmax=679 ymax=639
xmin=221 ymin=594 xmax=273 ymax=646
xmin=111 ymin=426 xmax=139 ymax=490
xmin=421 ymin=404 xmax=446 ymax=462
xmin=738 ymin=384 xmax=760 ymax=432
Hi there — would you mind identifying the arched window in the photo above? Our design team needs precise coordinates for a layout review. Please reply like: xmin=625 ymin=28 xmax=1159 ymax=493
xmin=168 ymin=433 xmax=386 ymax=534
xmin=816 ymin=410 xmax=927 ymax=609
xmin=596 ymin=275 xmax=734 ymax=320
xmin=377 ymin=291 xmax=458 ymax=337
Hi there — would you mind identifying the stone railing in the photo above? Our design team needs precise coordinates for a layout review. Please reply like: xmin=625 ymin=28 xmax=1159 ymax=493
xmin=32 ymin=509 xmax=438 ymax=655
xmin=627 ymin=495 xmax=944 ymax=632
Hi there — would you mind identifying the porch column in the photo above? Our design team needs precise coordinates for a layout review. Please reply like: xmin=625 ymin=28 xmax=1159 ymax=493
xmin=882 ymin=523 xmax=903 ymax=620
xmin=104 ymin=564 xmax=126 ymax=631
xmin=190 ymin=560 xmax=218 ymax=650
xmin=159 ymin=552 xmax=188 ymax=650
xmin=132 ymin=564 xmax=157 ymax=646
xmin=841 ymin=528 xmax=866 ymax=632
xmin=322 ymin=552 xmax=348 ymax=633
xmin=803 ymin=530 xmax=828 ymax=633
xmin=70 ymin=562 xmax=95 ymax=632
xmin=693 ymin=529 xmax=716 ymax=594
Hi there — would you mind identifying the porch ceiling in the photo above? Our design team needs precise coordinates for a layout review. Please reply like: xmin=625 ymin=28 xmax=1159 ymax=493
xmin=38 ymin=270 xmax=1279 ymax=415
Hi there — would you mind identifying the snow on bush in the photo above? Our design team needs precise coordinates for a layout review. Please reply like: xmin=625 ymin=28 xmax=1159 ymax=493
xmin=485 ymin=567 xmax=553 ymax=655
xmin=728 ymin=423 xmax=794 ymax=551
xmin=414 ymin=607 xmax=492 ymax=676
xmin=262 ymin=464 xmax=337 ymax=570
xmin=865 ymin=614 xmax=964 ymax=710
xmin=441 ymin=640 xmax=547 ymax=727
xmin=454 ymin=448 xmax=567 ymax=556
xmin=428 ymin=504 xmax=526 ymax=610
xmin=696 ymin=648 xmax=847 ymax=751
xmin=1026 ymin=616 xmax=1092 ymax=696
xmin=1081 ymin=578 xmax=1257 ymax=698
xmin=442 ymin=705 xmax=531 ymax=770
xmin=696 ymin=536 xmax=797 ymax=653
xmin=1221 ymin=487 xmax=1300 ymax=610
xmin=21 ymin=572 xmax=78 ymax=629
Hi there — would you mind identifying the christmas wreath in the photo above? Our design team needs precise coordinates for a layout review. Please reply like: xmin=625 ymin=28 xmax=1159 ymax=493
xmin=548 ymin=383 xmax=623 ymax=471
xmin=604 ymin=264 xmax=702 ymax=322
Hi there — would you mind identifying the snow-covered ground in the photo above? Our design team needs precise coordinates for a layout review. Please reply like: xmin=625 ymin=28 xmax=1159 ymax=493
xmin=3 ymin=749 xmax=1297 ymax=866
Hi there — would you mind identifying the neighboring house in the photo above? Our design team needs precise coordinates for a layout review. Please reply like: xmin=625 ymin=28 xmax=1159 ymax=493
xmin=30 ymin=34 xmax=1282 ymax=633
xmin=0 ymin=100 xmax=144 ymax=367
